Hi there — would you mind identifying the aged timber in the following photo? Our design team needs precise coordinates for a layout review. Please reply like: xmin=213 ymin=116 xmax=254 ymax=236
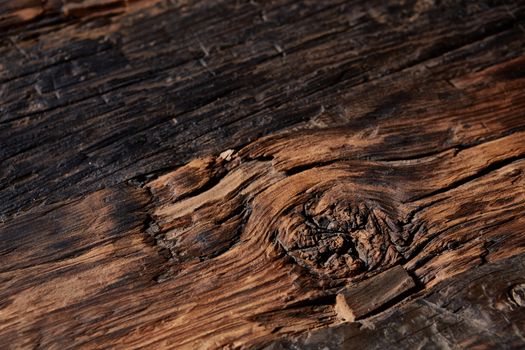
xmin=1 ymin=0 xmax=525 ymax=349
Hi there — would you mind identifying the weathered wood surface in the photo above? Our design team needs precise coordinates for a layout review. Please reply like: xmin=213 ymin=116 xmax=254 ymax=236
xmin=1 ymin=0 xmax=525 ymax=349
xmin=265 ymin=253 xmax=525 ymax=350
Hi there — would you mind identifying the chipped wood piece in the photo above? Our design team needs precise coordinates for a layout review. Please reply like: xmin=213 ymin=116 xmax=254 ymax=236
xmin=335 ymin=265 xmax=415 ymax=322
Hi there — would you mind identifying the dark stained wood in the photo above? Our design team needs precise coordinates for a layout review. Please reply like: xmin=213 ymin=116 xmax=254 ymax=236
xmin=1 ymin=0 xmax=524 ymax=218
xmin=1 ymin=0 xmax=525 ymax=349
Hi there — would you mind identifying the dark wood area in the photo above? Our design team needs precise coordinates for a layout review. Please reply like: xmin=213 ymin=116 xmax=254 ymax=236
xmin=1 ymin=0 xmax=524 ymax=349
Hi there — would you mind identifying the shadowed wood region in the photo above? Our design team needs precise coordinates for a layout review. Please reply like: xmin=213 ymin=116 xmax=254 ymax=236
xmin=0 ymin=0 xmax=524 ymax=349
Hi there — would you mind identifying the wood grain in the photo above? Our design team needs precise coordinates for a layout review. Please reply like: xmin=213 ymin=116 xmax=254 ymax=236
xmin=1 ymin=0 xmax=525 ymax=349
xmin=265 ymin=253 xmax=525 ymax=349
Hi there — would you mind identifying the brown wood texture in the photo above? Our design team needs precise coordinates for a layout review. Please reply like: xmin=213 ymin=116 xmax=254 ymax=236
xmin=266 ymin=253 xmax=525 ymax=349
xmin=1 ymin=0 xmax=525 ymax=349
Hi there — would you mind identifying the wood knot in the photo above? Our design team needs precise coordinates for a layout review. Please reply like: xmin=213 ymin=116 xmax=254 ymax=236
xmin=276 ymin=188 xmax=403 ymax=280
xmin=146 ymin=139 xmax=416 ymax=283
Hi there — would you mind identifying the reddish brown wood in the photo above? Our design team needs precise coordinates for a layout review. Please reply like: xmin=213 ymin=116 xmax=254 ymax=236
xmin=1 ymin=0 xmax=524 ymax=349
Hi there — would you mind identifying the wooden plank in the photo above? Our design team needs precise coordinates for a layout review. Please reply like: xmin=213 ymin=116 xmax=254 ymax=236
xmin=0 ymin=0 xmax=524 ymax=349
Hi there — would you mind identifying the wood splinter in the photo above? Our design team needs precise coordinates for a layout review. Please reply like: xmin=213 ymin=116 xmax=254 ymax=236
xmin=335 ymin=265 xmax=416 ymax=322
